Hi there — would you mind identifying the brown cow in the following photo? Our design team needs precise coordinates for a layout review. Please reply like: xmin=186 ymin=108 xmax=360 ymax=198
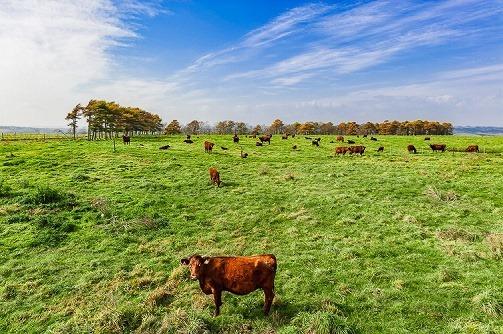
xmin=407 ymin=145 xmax=417 ymax=154
xmin=377 ymin=146 xmax=384 ymax=152
xmin=430 ymin=144 xmax=446 ymax=152
xmin=209 ymin=167 xmax=221 ymax=186
xmin=336 ymin=136 xmax=344 ymax=142
xmin=122 ymin=135 xmax=130 ymax=145
xmin=335 ymin=146 xmax=349 ymax=155
xmin=204 ymin=141 xmax=215 ymax=153
xmin=181 ymin=254 xmax=277 ymax=316
xmin=259 ymin=135 xmax=271 ymax=144
xmin=466 ymin=145 xmax=479 ymax=153
xmin=348 ymin=145 xmax=365 ymax=155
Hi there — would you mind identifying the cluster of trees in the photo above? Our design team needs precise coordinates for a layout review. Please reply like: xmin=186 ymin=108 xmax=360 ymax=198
xmin=163 ymin=119 xmax=453 ymax=136
xmin=66 ymin=100 xmax=163 ymax=140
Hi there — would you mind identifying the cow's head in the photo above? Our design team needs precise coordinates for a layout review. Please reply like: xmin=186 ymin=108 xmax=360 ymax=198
xmin=181 ymin=255 xmax=207 ymax=280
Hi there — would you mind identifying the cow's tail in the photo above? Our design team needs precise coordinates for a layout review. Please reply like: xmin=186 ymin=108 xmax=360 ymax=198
xmin=266 ymin=254 xmax=277 ymax=273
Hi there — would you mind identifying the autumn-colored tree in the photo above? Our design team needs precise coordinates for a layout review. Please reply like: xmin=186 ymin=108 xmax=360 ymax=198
xmin=269 ymin=119 xmax=284 ymax=134
xmin=298 ymin=122 xmax=316 ymax=134
xmin=165 ymin=120 xmax=182 ymax=134
xmin=251 ymin=125 xmax=262 ymax=135
xmin=65 ymin=104 xmax=82 ymax=139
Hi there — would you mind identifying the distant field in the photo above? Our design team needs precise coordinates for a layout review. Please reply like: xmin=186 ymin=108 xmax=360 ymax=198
xmin=1 ymin=135 xmax=502 ymax=333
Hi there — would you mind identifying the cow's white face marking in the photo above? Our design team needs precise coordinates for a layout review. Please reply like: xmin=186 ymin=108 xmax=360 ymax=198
xmin=204 ymin=259 xmax=210 ymax=265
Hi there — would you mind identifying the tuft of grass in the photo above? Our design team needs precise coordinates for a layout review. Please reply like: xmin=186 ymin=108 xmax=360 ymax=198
xmin=424 ymin=186 xmax=458 ymax=202
xmin=472 ymin=291 xmax=503 ymax=317
xmin=485 ymin=233 xmax=503 ymax=259
xmin=291 ymin=311 xmax=356 ymax=334
xmin=23 ymin=186 xmax=75 ymax=206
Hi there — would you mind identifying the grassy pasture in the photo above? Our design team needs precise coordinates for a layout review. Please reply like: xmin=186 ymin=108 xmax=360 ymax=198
xmin=1 ymin=134 xmax=502 ymax=334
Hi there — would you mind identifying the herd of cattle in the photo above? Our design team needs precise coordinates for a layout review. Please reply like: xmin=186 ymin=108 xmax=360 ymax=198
xmin=121 ymin=132 xmax=481 ymax=316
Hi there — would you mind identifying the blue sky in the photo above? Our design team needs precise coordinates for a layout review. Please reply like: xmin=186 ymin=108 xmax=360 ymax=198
xmin=1 ymin=0 xmax=502 ymax=127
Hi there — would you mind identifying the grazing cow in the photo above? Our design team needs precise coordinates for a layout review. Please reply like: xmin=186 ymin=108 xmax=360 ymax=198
xmin=240 ymin=150 xmax=248 ymax=158
xmin=122 ymin=135 xmax=130 ymax=145
xmin=209 ymin=167 xmax=221 ymax=187
xmin=466 ymin=145 xmax=479 ymax=153
xmin=430 ymin=144 xmax=446 ymax=152
xmin=187 ymin=134 xmax=191 ymax=140
xmin=424 ymin=137 xmax=430 ymax=141
xmin=347 ymin=140 xmax=355 ymax=144
xmin=370 ymin=137 xmax=378 ymax=141
xmin=312 ymin=140 xmax=319 ymax=146
xmin=315 ymin=137 xmax=321 ymax=142
xmin=335 ymin=146 xmax=349 ymax=155
xmin=291 ymin=134 xmax=296 ymax=138
xmin=159 ymin=145 xmax=170 ymax=150
xmin=377 ymin=146 xmax=384 ymax=152
xmin=184 ymin=139 xmax=194 ymax=144
xmin=363 ymin=134 xmax=368 ymax=138
xmin=305 ymin=136 xmax=312 ymax=140
xmin=348 ymin=145 xmax=366 ymax=155
xmin=407 ymin=145 xmax=417 ymax=154
xmin=356 ymin=135 xmax=360 ymax=138
xmin=256 ymin=142 xmax=263 ymax=146
xmin=336 ymin=136 xmax=344 ymax=142
xmin=330 ymin=141 xmax=335 ymax=143
xmin=221 ymin=146 xmax=228 ymax=151
xmin=204 ymin=141 xmax=215 ymax=153
xmin=292 ymin=145 xmax=297 ymax=150
xmin=259 ymin=135 xmax=271 ymax=145
xmin=282 ymin=134 xmax=288 ymax=140
xmin=233 ymin=134 xmax=239 ymax=143
xmin=181 ymin=254 xmax=277 ymax=316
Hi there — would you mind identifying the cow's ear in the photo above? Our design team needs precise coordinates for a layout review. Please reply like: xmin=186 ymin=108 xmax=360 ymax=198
xmin=180 ymin=258 xmax=189 ymax=265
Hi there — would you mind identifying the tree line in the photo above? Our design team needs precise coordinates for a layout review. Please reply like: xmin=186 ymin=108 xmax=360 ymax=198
xmin=66 ymin=100 xmax=163 ymax=140
xmin=66 ymin=102 xmax=452 ymax=139
xmin=164 ymin=119 xmax=453 ymax=136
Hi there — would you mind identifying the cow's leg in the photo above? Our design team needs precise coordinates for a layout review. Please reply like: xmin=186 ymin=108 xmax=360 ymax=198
xmin=212 ymin=289 xmax=222 ymax=316
xmin=263 ymin=287 xmax=274 ymax=315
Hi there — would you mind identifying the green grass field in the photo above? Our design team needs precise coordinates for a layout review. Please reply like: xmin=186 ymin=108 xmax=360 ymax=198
xmin=1 ymin=135 xmax=502 ymax=334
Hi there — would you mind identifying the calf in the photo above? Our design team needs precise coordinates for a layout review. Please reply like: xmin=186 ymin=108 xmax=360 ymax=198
xmin=209 ymin=167 xmax=221 ymax=186
xmin=159 ymin=145 xmax=170 ymax=150
xmin=466 ymin=145 xmax=479 ymax=153
xmin=184 ymin=139 xmax=194 ymax=144
xmin=407 ymin=145 xmax=417 ymax=154
xmin=347 ymin=140 xmax=355 ymax=144
xmin=233 ymin=135 xmax=239 ymax=143
xmin=204 ymin=141 xmax=215 ymax=153
xmin=181 ymin=254 xmax=277 ymax=316
xmin=336 ymin=136 xmax=344 ymax=142
xmin=430 ymin=144 xmax=446 ymax=152
xmin=335 ymin=146 xmax=349 ymax=155
xmin=348 ymin=145 xmax=365 ymax=155
xmin=122 ymin=135 xmax=130 ymax=145
xmin=377 ymin=146 xmax=384 ymax=152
